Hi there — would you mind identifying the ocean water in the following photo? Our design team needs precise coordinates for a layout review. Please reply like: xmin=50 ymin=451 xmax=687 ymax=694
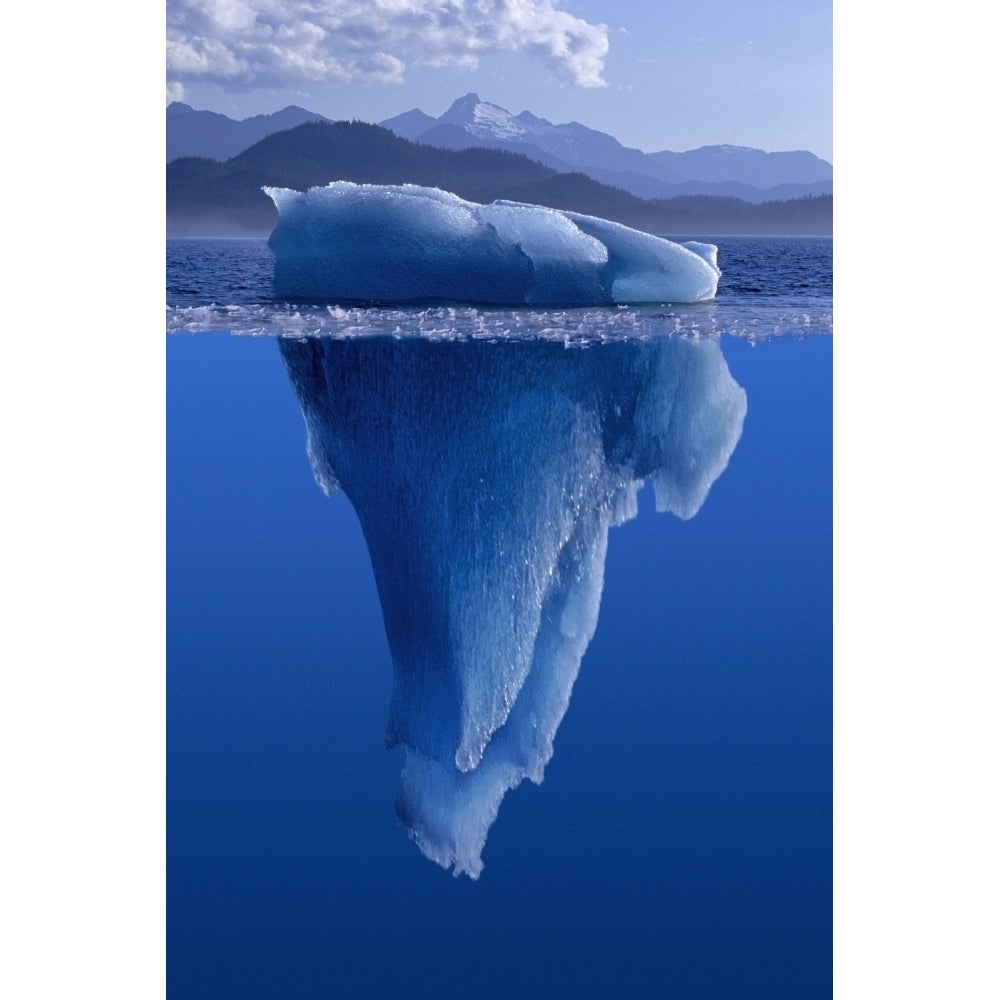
xmin=167 ymin=236 xmax=832 ymax=998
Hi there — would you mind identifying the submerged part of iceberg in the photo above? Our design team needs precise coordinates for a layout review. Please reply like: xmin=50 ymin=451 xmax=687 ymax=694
xmin=265 ymin=182 xmax=720 ymax=306
xmin=279 ymin=335 xmax=746 ymax=877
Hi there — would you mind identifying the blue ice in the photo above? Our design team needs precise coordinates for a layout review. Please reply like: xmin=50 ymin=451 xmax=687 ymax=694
xmin=265 ymin=182 xmax=720 ymax=305
xmin=279 ymin=336 xmax=745 ymax=877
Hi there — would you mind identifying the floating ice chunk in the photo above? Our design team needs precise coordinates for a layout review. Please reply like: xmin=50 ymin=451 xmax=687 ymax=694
xmin=279 ymin=335 xmax=745 ymax=878
xmin=681 ymin=240 xmax=720 ymax=271
xmin=264 ymin=182 xmax=720 ymax=305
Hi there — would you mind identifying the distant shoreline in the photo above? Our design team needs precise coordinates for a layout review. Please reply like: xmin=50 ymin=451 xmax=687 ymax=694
xmin=165 ymin=220 xmax=834 ymax=240
xmin=166 ymin=199 xmax=833 ymax=240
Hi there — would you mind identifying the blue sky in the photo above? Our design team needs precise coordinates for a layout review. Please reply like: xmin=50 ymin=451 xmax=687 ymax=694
xmin=166 ymin=1 xmax=832 ymax=161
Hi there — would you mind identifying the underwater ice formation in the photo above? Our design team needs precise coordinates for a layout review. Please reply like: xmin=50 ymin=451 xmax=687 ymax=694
xmin=279 ymin=335 xmax=746 ymax=877
xmin=265 ymin=182 xmax=720 ymax=305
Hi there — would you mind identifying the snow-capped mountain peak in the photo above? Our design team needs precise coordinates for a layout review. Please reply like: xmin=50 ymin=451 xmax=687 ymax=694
xmin=439 ymin=93 xmax=528 ymax=141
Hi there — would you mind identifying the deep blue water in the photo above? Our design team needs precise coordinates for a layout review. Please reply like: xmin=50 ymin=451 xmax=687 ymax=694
xmin=167 ymin=236 xmax=832 ymax=998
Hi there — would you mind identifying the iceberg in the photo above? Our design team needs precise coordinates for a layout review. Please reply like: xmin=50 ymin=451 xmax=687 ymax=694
xmin=265 ymin=182 xmax=720 ymax=305
xmin=279 ymin=335 xmax=746 ymax=877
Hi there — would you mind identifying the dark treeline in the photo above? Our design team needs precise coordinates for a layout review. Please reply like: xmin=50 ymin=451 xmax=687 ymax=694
xmin=167 ymin=120 xmax=832 ymax=237
xmin=616 ymin=194 xmax=833 ymax=237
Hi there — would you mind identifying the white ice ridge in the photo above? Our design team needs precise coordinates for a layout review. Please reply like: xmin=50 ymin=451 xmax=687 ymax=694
xmin=264 ymin=182 xmax=720 ymax=306
xmin=279 ymin=336 xmax=746 ymax=878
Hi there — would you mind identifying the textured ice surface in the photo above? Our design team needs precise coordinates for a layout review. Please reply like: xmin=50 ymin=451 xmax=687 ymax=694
xmin=265 ymin=182 xmax=720 ymax=306
xmin=279 ymin=335 xmax=746 ymax=878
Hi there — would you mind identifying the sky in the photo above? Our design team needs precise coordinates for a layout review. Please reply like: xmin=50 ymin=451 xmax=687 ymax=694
xmin=166 ymin=0 xmax=833 ymax=162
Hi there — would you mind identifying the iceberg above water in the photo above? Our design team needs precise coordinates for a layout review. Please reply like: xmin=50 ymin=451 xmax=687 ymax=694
xmin=265 ymin=182 xmax=720 ymax=306
xmin=279 ymin=335 xmax=746 ymax=878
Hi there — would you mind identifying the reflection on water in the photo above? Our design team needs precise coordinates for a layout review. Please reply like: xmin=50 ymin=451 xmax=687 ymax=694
xmin=279 ymin=334 xmax=747 ymax=877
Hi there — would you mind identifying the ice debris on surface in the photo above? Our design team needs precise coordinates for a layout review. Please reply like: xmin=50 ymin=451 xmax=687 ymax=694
xmin=279 ymin=334 xmax=746 ymax=878
xmin=166 ymin=300 xmax=832 ymax=341
xmin=264 ymin=182 xmax=720 ymax=306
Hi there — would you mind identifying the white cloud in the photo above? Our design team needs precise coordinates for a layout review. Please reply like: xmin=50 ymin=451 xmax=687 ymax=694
xmin=166 ymin=0 xmax=608 ymax=91
xmin=166 ymin=81 xmax=187 ymax=104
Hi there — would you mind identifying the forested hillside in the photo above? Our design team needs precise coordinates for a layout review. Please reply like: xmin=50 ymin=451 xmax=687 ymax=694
xmin=167 ymin=120 xmax=832 ymax=237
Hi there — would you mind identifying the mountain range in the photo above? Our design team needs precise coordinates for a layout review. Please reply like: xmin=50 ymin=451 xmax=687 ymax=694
xmin=167 ymin=118 xmax=831 ymax=238
xmin=166 ymin=101 xmax=327 ymax=162
xmin=168 ymin=93 xmax=832 ymax=204
xmin=380 ymin=93 xmax=832 ymax=203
